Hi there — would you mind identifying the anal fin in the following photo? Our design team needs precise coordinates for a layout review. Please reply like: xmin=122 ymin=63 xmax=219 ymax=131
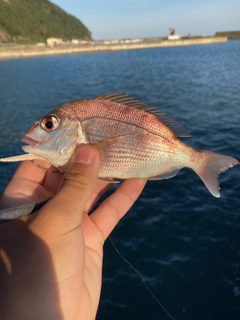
xmin=148 ymin=168 xmax=181 ymax=180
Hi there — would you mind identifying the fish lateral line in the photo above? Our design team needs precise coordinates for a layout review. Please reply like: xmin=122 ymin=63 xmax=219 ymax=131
xmin=92 ymin=92 xmax=190 ymax=137
xmin=82 ymin=114 xmax=186 ymax=146
xmin=80 ymin=108 xmax=190 ymax=139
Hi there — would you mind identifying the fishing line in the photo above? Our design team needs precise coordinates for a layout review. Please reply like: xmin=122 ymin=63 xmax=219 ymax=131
xmin=109 ymin=236 xmax=176 ymax=320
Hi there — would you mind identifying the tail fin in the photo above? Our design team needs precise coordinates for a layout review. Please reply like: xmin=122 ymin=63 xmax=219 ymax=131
xmin=193 ymin=150 xmax=239 ymax=198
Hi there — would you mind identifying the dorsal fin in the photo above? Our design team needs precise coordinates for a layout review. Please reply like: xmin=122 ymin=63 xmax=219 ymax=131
xmin=93 ymin=93 xmax=191 ymax=137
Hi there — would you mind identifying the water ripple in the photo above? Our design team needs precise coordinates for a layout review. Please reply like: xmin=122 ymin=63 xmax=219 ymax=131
xmin=1 ymin=40 xmax=240 ymax=320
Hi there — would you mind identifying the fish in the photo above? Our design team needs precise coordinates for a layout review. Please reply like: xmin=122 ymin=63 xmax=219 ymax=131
xmin=0 ymin=198 xmax=51 ymax=223
xmin=0 ymin=93 xmax=239 ymax=198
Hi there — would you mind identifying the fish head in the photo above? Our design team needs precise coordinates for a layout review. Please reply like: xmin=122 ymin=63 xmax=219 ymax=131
xmin=21 ymin=109 xmax=81 ymax=170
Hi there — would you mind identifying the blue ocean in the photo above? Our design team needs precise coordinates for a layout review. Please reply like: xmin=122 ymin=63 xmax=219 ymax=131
xmin=0 ymin=40 xmax=239 ymax=320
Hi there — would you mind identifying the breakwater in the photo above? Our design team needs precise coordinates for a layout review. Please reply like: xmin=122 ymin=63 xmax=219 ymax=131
xmin=0 ymin=37 xmax=227 ymax=59
xmin=215 ymin=31 xmax=240 ymax=40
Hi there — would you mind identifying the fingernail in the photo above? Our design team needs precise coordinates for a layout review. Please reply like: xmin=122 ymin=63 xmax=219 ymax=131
xmin=74 ymin=146 xmax=96 ymax=164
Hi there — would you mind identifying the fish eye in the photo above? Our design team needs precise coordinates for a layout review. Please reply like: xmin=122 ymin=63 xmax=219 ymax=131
xmin=40 ymin=115 xmax=59 ymax=131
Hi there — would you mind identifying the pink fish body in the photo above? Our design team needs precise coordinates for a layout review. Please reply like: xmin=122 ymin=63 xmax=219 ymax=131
xmin=1 ymin=93 xmax=238 ymax=197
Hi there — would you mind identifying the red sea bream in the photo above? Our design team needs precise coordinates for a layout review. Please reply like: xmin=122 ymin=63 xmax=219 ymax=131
xmin=0 ymin=93 xmax=238 ymax=197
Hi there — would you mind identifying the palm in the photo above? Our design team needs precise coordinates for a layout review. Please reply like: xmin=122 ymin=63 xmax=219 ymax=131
xmin=0 ymin=159 xmax=146 ymax=319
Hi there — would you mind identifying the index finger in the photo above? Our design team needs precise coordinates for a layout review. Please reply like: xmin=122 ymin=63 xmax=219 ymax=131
xmin=1 ymin=160 xmax=62 ymax=208
xmin=10 ymin=160 xmax=53 ymax=185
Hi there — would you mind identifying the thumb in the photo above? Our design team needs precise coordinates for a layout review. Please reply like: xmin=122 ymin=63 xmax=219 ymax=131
xmin=33 ymin=144 xmax=100 ymax=234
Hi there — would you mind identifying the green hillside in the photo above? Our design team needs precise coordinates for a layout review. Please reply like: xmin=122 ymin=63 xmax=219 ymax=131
xmin=0 ymin=0 xmax=91 ymax=43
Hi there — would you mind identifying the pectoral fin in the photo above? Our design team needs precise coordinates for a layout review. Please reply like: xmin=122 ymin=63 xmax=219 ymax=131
xmin=91 ymin=134 xmax=133 ymax=149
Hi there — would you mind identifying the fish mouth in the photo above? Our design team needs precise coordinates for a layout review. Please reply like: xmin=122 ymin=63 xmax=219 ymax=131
xmin=21 ymin=136 xmax=39 ymax=148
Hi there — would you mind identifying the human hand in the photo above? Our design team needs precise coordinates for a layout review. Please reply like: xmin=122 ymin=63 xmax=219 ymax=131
xmin=0 ymin=145 xmax=146 ymax=320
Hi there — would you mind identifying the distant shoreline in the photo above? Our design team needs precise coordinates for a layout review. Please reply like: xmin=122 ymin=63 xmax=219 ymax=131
xmin=0 ymin=37 xmax=228 ymax=60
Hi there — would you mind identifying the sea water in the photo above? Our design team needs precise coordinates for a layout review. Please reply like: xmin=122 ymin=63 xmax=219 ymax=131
xmin=0 ymin=40 xmax=239 ymax=320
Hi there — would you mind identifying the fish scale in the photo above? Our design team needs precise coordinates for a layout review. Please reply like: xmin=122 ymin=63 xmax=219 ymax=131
xmin=61 ymin=99 xmax=185 ymax=139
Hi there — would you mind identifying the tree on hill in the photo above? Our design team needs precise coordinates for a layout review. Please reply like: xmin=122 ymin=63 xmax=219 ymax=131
xmin=0 ymin=0 xmax=91 ymax=43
